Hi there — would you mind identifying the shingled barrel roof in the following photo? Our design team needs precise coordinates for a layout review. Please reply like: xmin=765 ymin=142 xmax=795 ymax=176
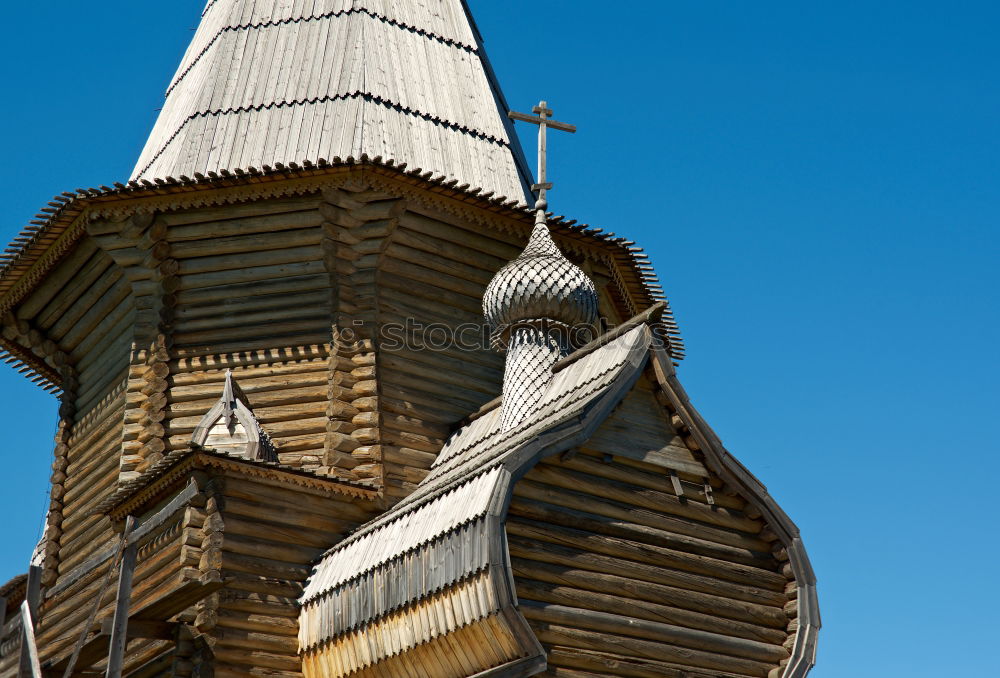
xmin=132 ymin=0 xmax=534 ymax=202
xmin=299 ymin=307 xmax=819 ymax=677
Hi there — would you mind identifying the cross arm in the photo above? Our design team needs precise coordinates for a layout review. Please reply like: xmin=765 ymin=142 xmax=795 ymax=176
xmin=508 ymin=111 xmax=577 ymax=133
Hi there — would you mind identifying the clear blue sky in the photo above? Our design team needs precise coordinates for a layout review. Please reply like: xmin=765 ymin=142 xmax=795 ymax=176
xmin=1 ymin=2 xmax=997 ymax=676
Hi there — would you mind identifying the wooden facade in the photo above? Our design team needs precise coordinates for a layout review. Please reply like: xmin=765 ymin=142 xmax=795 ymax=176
xmin=0 ymin=163 xmax=717 ymax=678
xmin=0 ymin=2 xmax=816 ymax=676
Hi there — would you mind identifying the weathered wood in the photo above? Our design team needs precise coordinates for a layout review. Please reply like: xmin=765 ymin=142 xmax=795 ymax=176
xmin=170 ymin=228 xmax=320 ymax=259
xmin=17 ymin=240 xmax=101 ymax=320
xmin=507 ymin=535 xmax=786 ymax=608
xmin=104 ymin=535 xmax=137 ymax=678
xmin=505 ymin=510 xmax=786 ymax=590
xmin=19 ymin=603 xmax=42 ymax=678
xmin=546 ymin=645 xmax=754 ymax=678
xmin=513 ymin=482 xmax=775 ymax=564
xmin=519 ymin=600 xmax=788 ymax=663
xmin=512 ymin=558 xmax=788 ymax=628
xmin=529 ymin=621 xmax=775 ymax=677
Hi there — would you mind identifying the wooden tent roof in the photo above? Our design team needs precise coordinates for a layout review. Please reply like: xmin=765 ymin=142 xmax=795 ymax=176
xmin=299 ymin=306 xmax=819 ymax=677
xmin=132 ymin=0 xmax=533 ymax=202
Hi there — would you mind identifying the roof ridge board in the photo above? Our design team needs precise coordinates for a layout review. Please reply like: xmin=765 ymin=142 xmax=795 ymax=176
xmin=134 ymin=93 xmax=511 ymax=181
xmin=167 ymin=7 xmax=478 ymax=98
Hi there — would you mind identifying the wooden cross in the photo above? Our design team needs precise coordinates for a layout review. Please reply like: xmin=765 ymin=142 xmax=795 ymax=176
xmin=509 ymin=101 xmax=577 ymax=209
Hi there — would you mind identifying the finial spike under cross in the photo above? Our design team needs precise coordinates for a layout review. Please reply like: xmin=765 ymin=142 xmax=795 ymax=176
xmin=509 ymin=101 xmax=576 ymax=212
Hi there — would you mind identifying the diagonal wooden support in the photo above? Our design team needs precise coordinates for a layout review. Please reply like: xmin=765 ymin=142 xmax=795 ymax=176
xmin=45 ymin=577 xmax=227 ymax=676
xmin=18 ymin=565 xmax=42 ymax=678
xmin=20 ymin=602 xmax=42 ymax=678
xmin=104 ymin=538 xmax=137 ymax=678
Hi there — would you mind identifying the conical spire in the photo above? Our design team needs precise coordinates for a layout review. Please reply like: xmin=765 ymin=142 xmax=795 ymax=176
xmin=132 ymin=0 xmax=533 ymax=202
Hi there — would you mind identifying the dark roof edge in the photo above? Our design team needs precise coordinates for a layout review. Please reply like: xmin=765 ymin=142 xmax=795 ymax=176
xmin=648 ymin=347 xmax=821 ymax=678
xmin=94 ymin=443 xmax=377 ymax=517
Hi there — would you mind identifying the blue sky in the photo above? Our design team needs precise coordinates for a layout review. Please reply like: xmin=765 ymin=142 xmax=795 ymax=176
xmin=1 ymin=2 xmax=998 ymax=676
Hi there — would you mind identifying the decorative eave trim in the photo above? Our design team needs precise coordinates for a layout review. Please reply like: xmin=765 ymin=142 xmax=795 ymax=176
xmin=99 ymin=445 xmax=378 ymax=520
xmin=0 ymin=158 xmax=683 ymax=389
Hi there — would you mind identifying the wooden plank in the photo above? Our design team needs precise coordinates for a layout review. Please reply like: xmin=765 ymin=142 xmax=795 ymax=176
xmin=19 ymin=603 xmax=42 ymax=678
xmin=103 ymin=539 xmax=137 ymax=678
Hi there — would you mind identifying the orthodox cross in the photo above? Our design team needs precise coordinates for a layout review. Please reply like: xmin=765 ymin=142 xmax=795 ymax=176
xmin=509 ymin=101 xmax=577 ymax=210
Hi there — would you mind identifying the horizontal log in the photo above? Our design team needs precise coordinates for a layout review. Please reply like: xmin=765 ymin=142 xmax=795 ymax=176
xmin=47 ymin=265 xmax=126 ymax=343
xmin=515 ymin=576 xmax=785 ymax=647
xmin=527 ymin=462 xmax=761 ymax=535
xmin=215 ymin=608 xmax=299 ymax=636
xmin=178 ymin=245 xmax=318 ymax=277
xmin=569 ymin=449 xmax=744 ymax=511
xmin=546 ymin=645 xmax=756 ymax=678
xmin=380 ymin=256 xmax=484 ymax=300
xmin=514 ymin=481 xmax=775 ymax=564
xmin=176 ymin=298 xmax=329 ymax=334
xmin=529 ymin=621 xmax=775 ymax=677
xmin=507 ymin=534 xmax=787 ymax=608
xmin=179 ymin=260 xmax=326 ymax=291
xmin=222 ymin=477 xmax=375 ymax=523
xmin=170 ymin=371 xmax=329 ymax=403
xmin=519 ymin=599 xmax=788 ymax=663
xmin=18 ymin=239 xmax=100 ymax=321
xmin=36 ymin=254 xmax=115 ymax=334
xmin=213 ymin=647 xmax=300 ymax=672
xmin=506 ymin=503 xmax=786 ymax=590
xmin=161 ymin=199 xmax=322 ymax=230
xmin=397 ymin=212 xmax=522 ymax=262
xmin=379 ymin=263 xmax=482 ymax=311
xmin=223 ymin=572 xmax=302 ymax=600
xmin=512 ymin=558 xmax=787 ymax=629
xmin=175 ymin=273 xmax=329 ymax=306
xmin=166 ymin=384 xmax=329 ymax=418
xmin=223 ymin=514 xmax=342 ymax=551
xmin=172 ymin=316 xmax=328 ymax=348
xmin=170 ymin=228 xmax=320 ymax=260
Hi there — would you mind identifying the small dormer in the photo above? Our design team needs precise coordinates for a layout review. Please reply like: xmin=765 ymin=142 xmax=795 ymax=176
xmin=191 ymin=371 xmax=277 ymax=462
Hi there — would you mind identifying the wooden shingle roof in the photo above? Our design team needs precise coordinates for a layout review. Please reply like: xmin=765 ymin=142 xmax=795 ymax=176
xmin=132 ymin=0 xmax=534 ymax=202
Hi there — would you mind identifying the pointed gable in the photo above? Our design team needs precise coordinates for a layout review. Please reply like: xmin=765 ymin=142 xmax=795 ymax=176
xmin=191 ymin=370 xmax=278 ymax=462
xmin=132 ymin=0 xmax=533 ymax=203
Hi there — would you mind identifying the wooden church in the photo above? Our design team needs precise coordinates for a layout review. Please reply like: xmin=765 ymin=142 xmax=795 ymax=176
xmin=0 ymin=2 xmax=819 ymax=678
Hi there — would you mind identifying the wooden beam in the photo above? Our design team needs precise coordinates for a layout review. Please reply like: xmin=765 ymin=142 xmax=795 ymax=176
xmin=19 ymin=565 xmax=42 ymax=678
xmin=104 ymin=538 xmax=137 ymax=678
xmin=20 ymin=602 xmax=42 ymax=678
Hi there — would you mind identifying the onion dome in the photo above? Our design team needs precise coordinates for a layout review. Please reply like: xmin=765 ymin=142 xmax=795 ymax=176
xmin=484 ymin=221 xmax=599 ymax=349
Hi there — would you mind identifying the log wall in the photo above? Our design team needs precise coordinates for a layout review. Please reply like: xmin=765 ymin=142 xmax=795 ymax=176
xmin=32 ymin=480 xmax=201 ymax=676
xmin=205 ymin=473 xmax=378 ymax=678
xmin=509 ymin=377 xmax=797 ymax=678
xmin=163 ymin=198 xmax=334 ymax=478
